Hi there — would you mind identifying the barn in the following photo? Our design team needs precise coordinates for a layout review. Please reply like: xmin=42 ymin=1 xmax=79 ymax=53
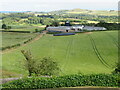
xmin=46 ymin=25 xmax=106 ymax=32
xmin=47 ymin=26 xmax=73 ymax=32
xmin=83 ymin=26 xmax=106 ymax=31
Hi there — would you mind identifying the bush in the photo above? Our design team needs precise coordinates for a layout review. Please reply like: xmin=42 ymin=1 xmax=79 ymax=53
xmin=34 ymin=57 xmax=60 ymax=76
xmin=1 ymin=37 xmax=34 ymax=51
xmin=2 ymin=74 xmax=119 ymax=89
xmin=21 ymin=50 xmax=60 ymax=76
xmin=113 ymin=62 xmax=120 ymax=74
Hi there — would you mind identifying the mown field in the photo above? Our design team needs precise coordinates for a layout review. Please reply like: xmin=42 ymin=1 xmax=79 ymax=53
xmin=2 ymin=31 xmax=118 ymax=78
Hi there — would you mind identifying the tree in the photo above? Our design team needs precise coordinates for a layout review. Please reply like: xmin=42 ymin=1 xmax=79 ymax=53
xmin=113 ymin=62 xmax=120 ymax=74
xmin=21 ymin=50 xmax=60 ymax=76
xmin=45 ymin=25 xmax=49 ymax=30
xmin=2 ymin=24 xmax=7 ymax=29
xmin=51 ymin=20 xmax=59 ymax=26
xmin=21 ymin=50 xmax=36 ymax=76
xmin=7 ymin=26 xmax=11 ymax=30
xmin=35 ymin=29 xmax=38 ymax=32
xmin=35 ymin=57 xmax=60 ymax=76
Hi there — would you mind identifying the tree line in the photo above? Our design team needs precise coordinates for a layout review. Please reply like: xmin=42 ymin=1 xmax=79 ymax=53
xmin=1 ymin=13 xmax=118 ymax=26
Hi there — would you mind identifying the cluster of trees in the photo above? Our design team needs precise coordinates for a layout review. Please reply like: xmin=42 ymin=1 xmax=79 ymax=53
xmin=2 ymin=17 xmax=20 ymax=25
xmin=21 ymin=50 xmax=60 ymax=76
xmin=61 ymin=14 xmax=118 ymax=23
xmin=2 ymin=13 xmax=34 ymax=19
xmin=95 ymin=22 xmax=119 ymax=30
xmin=21 ymin=49 xmax=120 ymax=77
xmin=1 ymin=13 xmax=118 ymax=26
xmin=2 ymin=24 xmax=11 ymax=30
xmin=2 ymin=13 xmax=34 ymax=25
xmin=23 ymin=17 xmax=60 ymax=26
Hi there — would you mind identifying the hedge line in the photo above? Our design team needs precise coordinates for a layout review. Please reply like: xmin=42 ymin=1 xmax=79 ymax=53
xmin=0 ymin=30 xmax=31 ymax=33
xmin=2 ymin=74 xmax=119 ymax=89
xmin=1 ymin=37 xmax=35 ymax=51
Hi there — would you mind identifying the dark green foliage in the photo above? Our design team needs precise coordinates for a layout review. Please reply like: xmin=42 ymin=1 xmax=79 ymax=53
xmin=51 ymin=20 xmax=60 ymax=26
xmin=2 ymin=24 xmax=12 ymax=30
xmin=2 ymin=24 xmax=7 ymax=29
xmin=21 ymin=50 xmax=60 ymax=76
xmin=1 ymin=37 xmax=34 ymax=51
xmin=7 ymin=26 xmax=12 ymax=30
xmin=1 ymin=44 xmax=21 ymax=51
xmin=2 ymin=74 xmax=119 ymax=89
xmin=95 ymin=22 xmax=119 ymax=30
xmin=113 ymin=62 xmax=120 ymax=74
xmin=21 ymin=50 xmax=36 ymax=76
xmin=35 ymin=29 xmax=38 ymax=32
xmin=34 ymin=57 xmax=60 ymax=76
xmin=1 ymin=11 xmax=118 ymax=27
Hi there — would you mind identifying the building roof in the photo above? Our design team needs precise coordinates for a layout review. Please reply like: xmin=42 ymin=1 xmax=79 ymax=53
xmin=47 ymin=25 xmax=106 ymax=31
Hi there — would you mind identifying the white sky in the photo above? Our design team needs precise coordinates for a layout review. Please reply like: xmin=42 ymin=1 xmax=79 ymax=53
xmin=0 ymin=0 xmax=119 ymax=11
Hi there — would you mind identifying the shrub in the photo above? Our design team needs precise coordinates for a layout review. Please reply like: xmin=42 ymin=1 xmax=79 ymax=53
xmin=34 ymin=57 xmax=60 ymax=76
xmin=113 ymin=62 xmax=120 ymax=74
xmin=21 ymin=50 xmax=60 ymax=76
xmin=35 ymin=29 xmax=38 ymax=32
xmin=2 ymin=74 xmax=119 ymax=89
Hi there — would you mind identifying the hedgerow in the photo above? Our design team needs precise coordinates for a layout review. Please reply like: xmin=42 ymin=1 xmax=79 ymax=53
xmin=2 ymin=74 xmax=119 ymax=89
xmin=1 ymin=37 xmax=35 ymax=51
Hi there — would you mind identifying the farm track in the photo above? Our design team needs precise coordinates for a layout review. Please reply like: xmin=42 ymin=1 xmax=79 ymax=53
xmin=88 ymin=35 xmax=111 ymax=68
xmin=50 ymin=37 xmax=56 ymax=57
xmin=105 ymin=32 xmax=119 ymax=48
xmin=61 ymin=37 xmax=74 ymax=73
xmin=1 ymin=32 xmax=46 ymax=54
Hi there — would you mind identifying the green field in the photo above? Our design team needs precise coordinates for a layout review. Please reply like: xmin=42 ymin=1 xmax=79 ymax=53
xmin=2 ymin=32 xmax=37 ymax=48
xmin=0 ymin=25 xmax=45 ymax=32
xmin=2 ymin=31 xmax=118 ymax=77
xmin=67 ymin=9 xmax=117 ymax=16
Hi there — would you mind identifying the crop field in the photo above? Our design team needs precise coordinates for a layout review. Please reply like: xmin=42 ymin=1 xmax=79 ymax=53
xmin=67 ymin=10 xmax=117 ymax=16
xmin=2 ymin=31 xmax=118 ymax=77
xmin=1 ymin=32 xmax=37 ymax=48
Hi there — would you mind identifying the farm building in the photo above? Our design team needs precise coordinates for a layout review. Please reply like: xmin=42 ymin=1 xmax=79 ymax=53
xmin=83 ymin=26 xmax=106 ymax=31
xmin=46 ymin=25 xmax=106 ymax=32
xmin=47 ymin=26 xmax=74 ymax=32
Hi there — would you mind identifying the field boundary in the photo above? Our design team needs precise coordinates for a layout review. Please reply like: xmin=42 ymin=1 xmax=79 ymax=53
xmin=1 ymin=36 xmax=36 ymax=51
xmin=88 ymin=35 xmax=111 ymax=68
xmin=1 ymin=32 xmax=46 ymax=54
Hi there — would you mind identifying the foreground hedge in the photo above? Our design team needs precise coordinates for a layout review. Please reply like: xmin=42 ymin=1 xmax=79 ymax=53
xmin=2 ymin=74 xmax=119 ymax=89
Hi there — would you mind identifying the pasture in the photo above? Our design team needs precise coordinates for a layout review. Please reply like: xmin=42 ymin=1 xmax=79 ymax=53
xmin=1 ymin=32 xmax=37 ymax=48
xmin=2 ymin=31 xmax=118 ymax=77
xmin=0 ymin=25 xmax=45 ymax=32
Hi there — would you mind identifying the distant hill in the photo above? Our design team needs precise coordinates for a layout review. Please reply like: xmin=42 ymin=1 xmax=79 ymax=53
xmin=0 ymin=9 xmax=118 ymax=16
xmin=48 ymin=8 xmax=118 ymax=16
xmin=0 ymin=11 xmax=25 ymax=13
xmin=48 ymin=10 xmax=69 ymax=14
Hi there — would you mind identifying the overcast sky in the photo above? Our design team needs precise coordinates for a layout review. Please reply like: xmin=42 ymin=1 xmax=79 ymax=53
xmin=0 ymin=0 xmax=119 ymax=11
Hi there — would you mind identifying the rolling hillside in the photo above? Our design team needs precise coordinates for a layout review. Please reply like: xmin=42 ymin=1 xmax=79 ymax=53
xmin=49 ymin=8 xmax=118 ymax=16
xmin=2 ymin=31 xmax=118 ymax=77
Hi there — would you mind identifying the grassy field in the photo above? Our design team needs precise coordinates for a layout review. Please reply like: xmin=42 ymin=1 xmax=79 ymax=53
xmin=0 ymin=25 xmax=45 ymax=32
xmin=2 ymin=31 xmax=118 ymax=77
xmin=67 ymin=9 xmax=117 ymax=16
xmin=2 ymin=32 xmax=37 ymax=48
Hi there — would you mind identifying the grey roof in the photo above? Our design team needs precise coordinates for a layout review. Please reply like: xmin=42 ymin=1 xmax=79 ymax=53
xmin=47 ymin=25 xmax=106 ymax=31
xmin=83 ymin=26 xmax=106 ymax=30
xmin=47 ymin=26 xmax=71 ymax=30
